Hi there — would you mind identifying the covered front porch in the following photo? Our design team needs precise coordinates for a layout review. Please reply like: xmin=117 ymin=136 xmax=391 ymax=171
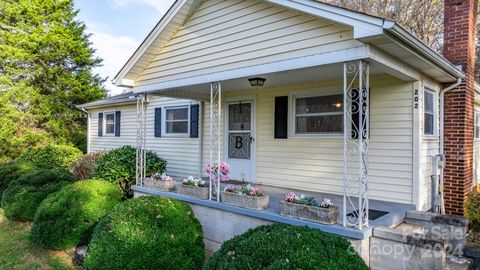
xmin=133 ymin=56 xmax=418 ymax=233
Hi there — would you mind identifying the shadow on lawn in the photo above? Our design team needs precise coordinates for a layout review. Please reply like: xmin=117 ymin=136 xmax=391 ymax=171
xmin=0 ymin=208 xmax=78 ymax=270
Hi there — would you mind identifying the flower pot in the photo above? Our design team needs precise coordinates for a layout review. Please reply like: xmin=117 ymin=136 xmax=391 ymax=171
xmin=221 ymin=192 xmax=269 ymax=210
xmin=143 ymin=178 xmax=176 ymax=191
xmin=177 ymin=185 xmax=209 ymax=200
xmin=280 ymin=200 xmax=339 ymax=225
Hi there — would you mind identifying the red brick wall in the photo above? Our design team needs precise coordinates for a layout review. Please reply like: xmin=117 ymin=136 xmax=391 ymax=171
xmin=442 ymin=0 xmax=478 ymax=215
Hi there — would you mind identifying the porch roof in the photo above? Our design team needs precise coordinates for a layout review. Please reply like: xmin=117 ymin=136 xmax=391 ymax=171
xmin=132 ymin=183 xmax=415 ymax=240
xmin=113 ymin=0 xmax=463 ymax=92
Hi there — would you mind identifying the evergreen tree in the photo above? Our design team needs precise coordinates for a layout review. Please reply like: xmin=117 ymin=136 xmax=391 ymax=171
xmin=0 ymin=0 xmax=106 ymax=161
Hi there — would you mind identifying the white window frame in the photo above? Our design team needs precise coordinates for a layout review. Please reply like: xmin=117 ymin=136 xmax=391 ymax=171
xmin=103 ymin=111 xmax=116 ymax=136
xmin=423 ymin=87 xmax=437 ymax=138
xmin=290 ymin=89 xmax=344 ymax=137
xmin=163 ymin=105 xmax=190 ymax=137
xmin=475 ymin=110 xmax=480 ymax=139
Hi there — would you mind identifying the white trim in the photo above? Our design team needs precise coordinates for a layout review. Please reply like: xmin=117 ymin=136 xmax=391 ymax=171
xmin=224 ymin=95 xmax=257 ymax=183
xmin=132 ymin=46 xmax=368 ymax=94
xmin=423 ymin=84 xmax=439 ymax=139
xmin=412 ymin=81 xmax=421 ymax=209
xmin=103 ymin=111 xmax=116 ymax=136
xmin=367 ymin=45 xmax=419 ymax=81
xmin=289 ymin=89 xmax=344 ymax=138
xmin=162 ymin=104 xmax=191 ymax=137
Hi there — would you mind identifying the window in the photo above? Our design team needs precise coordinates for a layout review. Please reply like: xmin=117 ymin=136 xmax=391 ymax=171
xmin=105 ymin=112 xmax=115 ymax=135
xmin=424 ymin=89 xmax=436 ymax=136
xmin=294 ymin=94 xmax=343 ymax=134
xmin=165 ymin=106 xmax=189 ymax=134
xmin=475 ymin=111 xmax=480 ymax=139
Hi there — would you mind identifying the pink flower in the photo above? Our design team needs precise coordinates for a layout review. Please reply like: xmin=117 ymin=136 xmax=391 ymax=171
xmin=220 ymin=162 xmax=230 ymax=175
xmin=285 ymin=192 xmax=298 ymax=202
xmin=220 ymin=174 xmax=230 ymax=183
xmin=249 ymin=187 xmax=260 ymax=196
xmin=224 ymin=184 xmax=236 ymax=192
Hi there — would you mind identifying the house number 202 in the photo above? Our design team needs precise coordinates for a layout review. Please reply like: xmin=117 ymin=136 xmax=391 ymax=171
xmin=414 ymin=89 xmax=419 ymax=109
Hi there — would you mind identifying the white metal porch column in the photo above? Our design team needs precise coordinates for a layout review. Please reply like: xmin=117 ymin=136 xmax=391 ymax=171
xmin=136 ymin=93 xmax=148 ymax=186
xmin=209 ymin=82 xmax=222 ymax=201
xmin=343 ymin=61 xmax=370 ymax=230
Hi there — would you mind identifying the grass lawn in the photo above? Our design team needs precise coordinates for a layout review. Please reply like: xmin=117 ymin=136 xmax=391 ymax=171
xmin=0 ymin=208 xmax=77 ymax=270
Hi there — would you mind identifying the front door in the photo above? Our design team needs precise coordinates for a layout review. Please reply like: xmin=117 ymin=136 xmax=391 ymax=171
xmin=225 ymin=100 xmax=255 ymax=182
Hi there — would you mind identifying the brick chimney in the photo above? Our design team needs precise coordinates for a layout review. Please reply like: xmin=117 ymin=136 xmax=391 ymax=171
xmin=442 ymin=0 xmax=478 ymax=215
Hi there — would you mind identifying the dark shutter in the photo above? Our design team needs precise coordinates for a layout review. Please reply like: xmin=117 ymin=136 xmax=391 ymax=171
xmin=115 ymin=111 xmax=121 ymax=137
xmin=274 ymin=96 xmax=288 ymax=139
xmin=351 ymin=88 xmax=369 ymax=139
xmin=190 ymin=104 xmax=199 ymax=138
xmin=98 ymin=113 xmax=103 ymax=137
xmin=154 ymin=107 xmax=162 ymax=137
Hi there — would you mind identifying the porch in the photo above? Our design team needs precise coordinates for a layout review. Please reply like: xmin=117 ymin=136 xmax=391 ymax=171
xmin=132 ymin=181 xmax=415 ymax=240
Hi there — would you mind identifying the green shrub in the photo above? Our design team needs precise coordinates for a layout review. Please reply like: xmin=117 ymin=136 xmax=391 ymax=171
xmin=17 ymin=144 xmax=83 ymax=170
xmin=204 ymin=223 xmax=368 ymax=270
xmin=31 ymin=179 xmax=122 ymax=250
xmin=94 ymin=146 xmax=166 ymax=198
xmin=1 ymin=169 xmax=75 ymax=221
xmin=0 ymin=161 xmax=38 ymax=200
xmin=84 ymin=197 xmax=204 ymax=270
xmin=72 ymin=152 xmax=103 ymax=180
xmin=466 ymin=190 xmax=480 ymax=231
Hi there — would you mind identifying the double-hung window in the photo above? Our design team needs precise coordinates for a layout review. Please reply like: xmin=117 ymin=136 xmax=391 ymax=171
xmin=165 ymin=106 xmax=189 ymax=135
xmin=104 ymin=112 xmax=115 ymax=135
xmin=294 ymin=94 xmax=343 ymax=134
xmin=424 ymin=89 xmax=436 ymax=136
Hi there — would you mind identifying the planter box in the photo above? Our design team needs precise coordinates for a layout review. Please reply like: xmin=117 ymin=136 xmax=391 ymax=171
xmin=177 ymin=185 xmax=209 ymax=200
xmin=143 ymin=178 xmax=176 ymax=191
xmin=221 ymin=192 xmax=269 ymax=210
xmin=280 ymin=201 xmax=339 ymax=225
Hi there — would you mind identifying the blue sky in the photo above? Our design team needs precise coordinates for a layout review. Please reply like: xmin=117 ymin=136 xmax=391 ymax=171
xmin=74 ymin=0 xmax=176 ymax=95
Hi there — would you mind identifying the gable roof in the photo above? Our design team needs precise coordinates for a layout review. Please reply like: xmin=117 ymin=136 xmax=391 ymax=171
xmin=113 ymin=0 xmax=464 ymax=87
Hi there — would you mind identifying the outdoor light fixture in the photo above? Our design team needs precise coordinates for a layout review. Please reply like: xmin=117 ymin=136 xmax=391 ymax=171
xmin=248 ymin=77 xmax=266 ymax=87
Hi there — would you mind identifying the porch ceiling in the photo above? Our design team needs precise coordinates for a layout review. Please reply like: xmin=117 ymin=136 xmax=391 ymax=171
xmin=146 ymin=60 xmax=407 ymax=100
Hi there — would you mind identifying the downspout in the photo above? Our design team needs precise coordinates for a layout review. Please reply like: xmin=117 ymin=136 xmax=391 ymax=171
xmin=81 ymin=107 xmax=91 ymax=154
xmin=198 ymin=101 xmax=204 ymax=177
xmin=438 ymin=78 xmax=462 ymax=214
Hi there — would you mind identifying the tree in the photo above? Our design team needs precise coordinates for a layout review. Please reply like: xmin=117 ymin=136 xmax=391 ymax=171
xmin=0 ymin=0 xmax=106 ymax=161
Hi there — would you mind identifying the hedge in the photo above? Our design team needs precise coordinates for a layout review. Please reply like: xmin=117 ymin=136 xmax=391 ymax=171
xmin=466 ymin=190 xmax=480 ymax=231
xmin=204 ymin=223 xmax=369 ymax=270
xmin=84 ymin=196 xmax=204 ymax=270
xmin=72 ymin=152 xmax=103 ymax=180
xmin=17 ymin=144 xmax=83 ymax=170
xmin=31 ymin=179 xmax=122 ymax=250
xmin=94 ymin=146 xmax=166 ymax=198
xmin=1 ymin=169 xmax=75 ymax=221
xmin=0 ymin=161 xmax=38 ymax=200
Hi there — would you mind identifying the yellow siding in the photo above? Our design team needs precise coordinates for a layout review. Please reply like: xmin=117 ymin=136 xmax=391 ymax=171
xmin=201 ymin=76 xmax=414 ymax=204
xmin=88 ymin=96 xmax=201 ymax=179
xmin=135 ymin=0 xmax=361 ymax=86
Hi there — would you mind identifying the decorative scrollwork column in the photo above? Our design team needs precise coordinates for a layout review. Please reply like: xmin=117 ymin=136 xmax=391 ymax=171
xmin=343 ymin=61 xmax=370 ymax=229
xmin=210 ymin=82 xmax=222 ymax=201
xmin=136 ymin=93 xmax=147 ymax=186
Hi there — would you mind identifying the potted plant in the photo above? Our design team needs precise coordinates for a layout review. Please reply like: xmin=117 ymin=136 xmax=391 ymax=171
xmin=280 ymin=192 xmax=339 ymax=225
xmin=205 ymin=162 xmax=230 ymax=183
xmin=176 ymin=176 xmax=209 ymax=200
xmin=143 ymin=173 xmax=175 ymax=191
xmin=221 ymin=184 xmax=269 ymax=210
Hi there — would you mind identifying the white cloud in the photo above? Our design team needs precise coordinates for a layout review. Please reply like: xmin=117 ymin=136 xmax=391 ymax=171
xmin=87 ymin=23 xmax=139 ymax=96
xmin=110 ymin=0 xmax=174 ymax=13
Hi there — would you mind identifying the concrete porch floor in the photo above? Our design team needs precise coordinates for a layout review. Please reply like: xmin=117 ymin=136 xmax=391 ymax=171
xmin=132 ymin=182 xmax=415 ymax=240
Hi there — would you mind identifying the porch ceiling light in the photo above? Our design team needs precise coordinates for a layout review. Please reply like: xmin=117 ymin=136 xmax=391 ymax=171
xmin=248 ymin=77 xmax=266 ymax=87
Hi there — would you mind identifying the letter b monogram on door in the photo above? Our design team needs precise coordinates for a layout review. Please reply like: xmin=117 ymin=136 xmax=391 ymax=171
xmin=235 ymin=136 xmax=243 ymax=149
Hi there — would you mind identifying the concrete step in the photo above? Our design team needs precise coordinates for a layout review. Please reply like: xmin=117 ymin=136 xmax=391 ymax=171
xmin=393 ymin=222 xmax=425 ymax=234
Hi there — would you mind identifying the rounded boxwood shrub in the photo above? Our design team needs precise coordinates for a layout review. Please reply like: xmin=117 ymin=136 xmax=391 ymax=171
xmin=72 ymin=152 xmax=103 ymax=180
xmin=0 ymin=161 xmax=38 ymax=200
xmin=18 ymin=144 xmax=83 ymax=170
xmin=94 ymin=145 xmax=166 ymax=198
xmin=466 ymin=190 xmax=480 ymax=231
xmin=31 ymin=179 xmax=122 ymax=250
xmin=1 ymin=169 xmax=75 ymax=221
xmin=84 ymin=196 xmax=204 ymax=270
xmin=204 ymin=223 xmax=368 ymax=270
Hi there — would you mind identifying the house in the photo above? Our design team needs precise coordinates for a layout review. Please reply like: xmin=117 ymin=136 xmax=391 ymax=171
xmin=79 ymin=0 xmax=478 ymax=264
